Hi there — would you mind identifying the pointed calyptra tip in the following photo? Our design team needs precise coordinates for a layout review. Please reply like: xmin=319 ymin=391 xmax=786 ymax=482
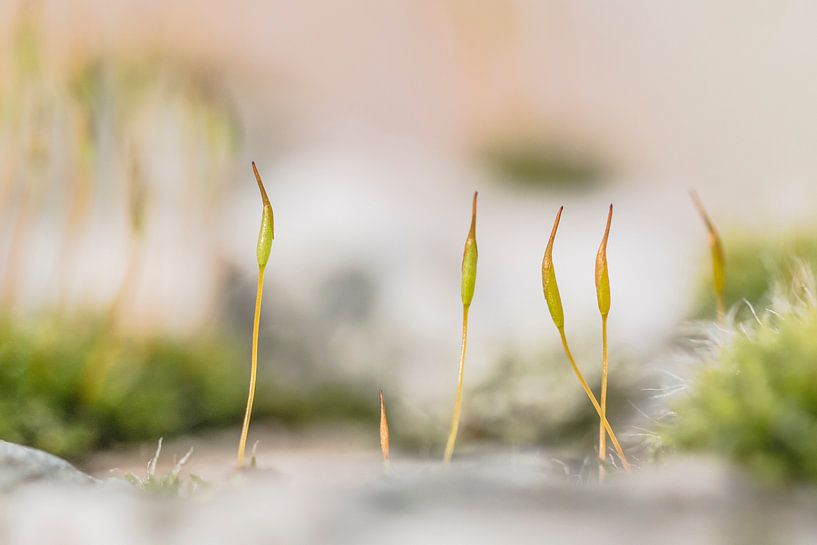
xmin=551 ymin=206 xmax=564 ymax=242
xmin=544 ymin=206 xmax=564 ymax=259
xmin=601 ymin=204 xmax=613 ymax=249
xmin=542 ymin=206 xmax=565 ymax=329
xmin=468 ymin=191 xmax=478 ymax=237
xmin=595 ymin=204 xmax=613 ymax=316
xmin=252 ymin=161 xmax=271 ymax=207
xmin=690 ymin=189 xmax=716 ymax=234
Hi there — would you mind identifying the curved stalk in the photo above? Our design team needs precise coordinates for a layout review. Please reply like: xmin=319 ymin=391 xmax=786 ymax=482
xmin=444 ymin=306 xmax=470 ymax=464
xmin=237 ymin=266 xmax=265 ymax=466
xmin=558 ymin=328 xmax=630 ymax=471
xmin=598 ymin=314 xmax=609 ymax=478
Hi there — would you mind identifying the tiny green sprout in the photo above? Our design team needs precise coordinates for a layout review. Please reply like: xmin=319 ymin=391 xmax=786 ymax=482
xmin=596 ymin=204 xmax=612 ymax=480
xmin=250 ymin=440 xmax=260 ymax=468
xmin=444 ymin=191 xmax=478 ymax=464
xmin=237 ymin=162 xmax=274 ymax=468
xmin=125 ymin=438 xmax=204 ymax=498
xmin=379 ymin=389 xmax=390 ymax=470
xmin=690 ymin=190 xmax=726 ymax=323
xmin=541 ymin=206 xmax=631 ymax=472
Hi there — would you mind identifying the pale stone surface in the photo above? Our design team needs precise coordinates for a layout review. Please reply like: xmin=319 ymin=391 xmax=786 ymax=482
xmin=1 ymin=446 xmax=816 ymax=545
xmin=0 ymin=440 xmax=97 ymax=492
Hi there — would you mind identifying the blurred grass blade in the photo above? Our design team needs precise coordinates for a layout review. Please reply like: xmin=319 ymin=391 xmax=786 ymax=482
xmin=690 ymin=190 xmax=726 ymax=323
xmin=444 ymin=191 xmax=478 ymax=464
xmin=379 ymin=389 xmax=390 ymax=470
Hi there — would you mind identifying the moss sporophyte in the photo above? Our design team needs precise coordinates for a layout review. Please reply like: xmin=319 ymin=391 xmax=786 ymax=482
xmin=444 ymin=192 xmax=478 ymax=464
xmin=542 ymin=206 xmax=631 ymax=472
xmin=596 ymin=205 xmax=612 ymax=480
xmin=236 ymin=162 xmax=274 ymax=468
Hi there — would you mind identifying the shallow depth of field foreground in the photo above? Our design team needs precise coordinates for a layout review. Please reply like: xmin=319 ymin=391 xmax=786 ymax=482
xmin=2 ymin=2 xmax=817 ymax=544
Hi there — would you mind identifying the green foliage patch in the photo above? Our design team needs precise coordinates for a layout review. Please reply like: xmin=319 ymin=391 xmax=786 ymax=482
xmin=666 ymin=272 xmax=817 ymax=484
xmin=692 ymin=233 xmax=817 ymax=319
xmin=478 ymin=135 xmax=606 ymax=192
xmin=0 ymin=317 xmax=374 ymax=460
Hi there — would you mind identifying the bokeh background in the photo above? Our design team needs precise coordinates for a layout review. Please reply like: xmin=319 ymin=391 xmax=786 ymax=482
xmin=2 ymin=0 xmax=817 ymax=464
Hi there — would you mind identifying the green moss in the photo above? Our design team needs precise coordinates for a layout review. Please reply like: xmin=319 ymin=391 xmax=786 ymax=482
xmin=468 ymin=353 xmax=636 ymax=449
xmin=124 ymin=439 xmax=208 ymax=498
xmin=665 ymin=285 xmax=817 ymax=485
xmin=692 ymin=233 xmax=817 ymax=319
xmin=391 ymin=350 xmax=638 ymax=458
xmin=0 ymin=317 xmax=374 ymax=460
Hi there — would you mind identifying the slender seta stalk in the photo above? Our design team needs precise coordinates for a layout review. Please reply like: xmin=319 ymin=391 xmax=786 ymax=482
xmin=542 ymin=206 xmax=631 ymax=472
xmin=690 ymin=190 xmax=726 ymax=324
xmin=379 ymin=389 xmax=390 ymax=470
xmin=444 ymin=192 xmax=478 ymax=464
xmin=595 ymin=204 xmax=613 ymax=480
xmin=237 ymin=161 xmax=274 ymax=468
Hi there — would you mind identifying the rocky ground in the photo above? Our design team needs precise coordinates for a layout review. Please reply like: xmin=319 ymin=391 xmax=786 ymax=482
xmin=1 ymin=437 xmax=816 ymax=545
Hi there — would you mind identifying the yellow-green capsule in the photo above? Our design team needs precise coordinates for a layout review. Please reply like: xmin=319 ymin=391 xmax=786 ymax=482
xmin=595 ymin=204 xmax=612 ymax=317
xmin=461 ymin=192 xmax=478 ymax=308
xmin=252 ymin=162 xmax=274 ymax=269
xmin=542 ymin=206 xmax=565 ymax=329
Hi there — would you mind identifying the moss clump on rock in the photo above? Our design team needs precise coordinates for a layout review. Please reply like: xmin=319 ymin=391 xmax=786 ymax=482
xmin=666 ymin=272 xmax=817 ymax=484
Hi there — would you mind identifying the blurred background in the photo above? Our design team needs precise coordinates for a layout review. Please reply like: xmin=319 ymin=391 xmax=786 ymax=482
xmin=2 ymin=0 xmax=817 ymax=466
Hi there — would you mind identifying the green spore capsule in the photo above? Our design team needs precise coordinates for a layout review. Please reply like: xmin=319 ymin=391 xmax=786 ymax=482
xmin=461 ymin=192 xmax=478 ymax=307
xmin=540 ymin=204 xmax=631 ymax=472
xmin=253 ymin=161 xmax=274 ymax=269
xmin=541 ymin=206 xmax=565 ymax=329
xmin=595 ymin=204 xmax=612 ymax=317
